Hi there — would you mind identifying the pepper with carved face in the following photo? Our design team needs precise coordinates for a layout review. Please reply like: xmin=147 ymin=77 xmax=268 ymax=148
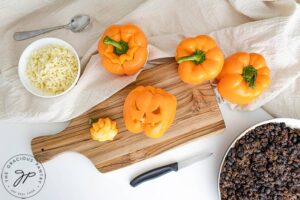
xmin=123 ymin=86 xmax=177 ymax=139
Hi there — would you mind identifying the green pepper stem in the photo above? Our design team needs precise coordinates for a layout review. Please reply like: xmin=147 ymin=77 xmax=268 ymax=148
xmin=103 ymin=36 xmax=123 ymax=50
xmin=88 ymin=118 xmax=97 ymax=125
xmin=242 ymin=65 xmax=257 ymax=88
xmin=103 ymin=36 xmax=129 ymax=56
xmin=176 ymin=50 xmax=206 ymax=65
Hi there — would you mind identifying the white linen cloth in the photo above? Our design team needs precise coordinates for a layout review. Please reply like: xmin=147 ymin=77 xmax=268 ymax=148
xmin=0 ymin=0 xmax=299 ymax=122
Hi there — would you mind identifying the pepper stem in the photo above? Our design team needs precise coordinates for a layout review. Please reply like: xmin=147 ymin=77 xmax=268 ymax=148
xmin=103 ymin=36 xmax=129 ymax=56
xmin=88 ymin=118 xmax=97 ymax=125
xmin=242 ymin=65 xmax=257 ymax=88
xmin=176 ymin=50 xmax=206 ymax=65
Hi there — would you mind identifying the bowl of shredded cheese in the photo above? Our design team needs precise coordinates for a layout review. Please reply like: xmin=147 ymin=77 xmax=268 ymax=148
xmin=18 ymin=38 xmax=80 ymax=98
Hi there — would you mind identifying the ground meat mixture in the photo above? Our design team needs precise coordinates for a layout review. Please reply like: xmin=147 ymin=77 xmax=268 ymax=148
xmin=220 ymin=122 xmax=300 ymax=200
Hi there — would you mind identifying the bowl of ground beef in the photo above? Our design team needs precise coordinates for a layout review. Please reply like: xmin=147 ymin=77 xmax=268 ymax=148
xmin=218 ymin=118 xmax=300 ymax=200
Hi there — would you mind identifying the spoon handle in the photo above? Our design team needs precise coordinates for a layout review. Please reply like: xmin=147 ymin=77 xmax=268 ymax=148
xmin=13 ymin=25 xmax=66 ymax=41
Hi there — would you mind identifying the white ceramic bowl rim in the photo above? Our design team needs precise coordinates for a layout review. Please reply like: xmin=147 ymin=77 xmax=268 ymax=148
xmin=217 ymin=118 xmax=300 ymax=200
xmin=18 ymin=37 xmax=81 ymax=98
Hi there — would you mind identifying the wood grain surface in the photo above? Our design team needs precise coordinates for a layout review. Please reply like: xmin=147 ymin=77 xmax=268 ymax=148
xmin=31 ymin=61 xmax=225 ymax=173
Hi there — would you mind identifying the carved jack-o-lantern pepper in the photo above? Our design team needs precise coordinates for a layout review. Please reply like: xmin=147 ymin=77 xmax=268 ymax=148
xmin=123 ymin=86 xmax=177 ymax=139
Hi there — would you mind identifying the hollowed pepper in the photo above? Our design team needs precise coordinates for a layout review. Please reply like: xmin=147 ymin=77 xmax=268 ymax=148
xmin=90 ymin=117 xmax=118 ymax=142
xmin=176 ymin=35 xmax=224 ymax=85
xmin=98 ymin=24 xmax=148 ymax=75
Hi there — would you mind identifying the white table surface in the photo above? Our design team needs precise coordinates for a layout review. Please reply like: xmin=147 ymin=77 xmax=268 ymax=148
xmin=0 ymin=104 xmax=272 ymax=200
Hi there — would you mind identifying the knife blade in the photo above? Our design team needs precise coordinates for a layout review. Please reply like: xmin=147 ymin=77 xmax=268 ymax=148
xmin=130 ymin=152 xmax=213 ymax=187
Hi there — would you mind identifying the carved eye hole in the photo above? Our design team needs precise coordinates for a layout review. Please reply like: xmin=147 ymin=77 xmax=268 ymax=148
xmin=134 ymin=101 xmax=160 ymax=117
xmin=135 ymin=102 xmax=140 ymax=111
xmin=152 ymin=107 xmax=160 ymax=114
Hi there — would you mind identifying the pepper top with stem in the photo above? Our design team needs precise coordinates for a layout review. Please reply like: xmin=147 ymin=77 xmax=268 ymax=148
xmin=242 ymin=65 xmax=257 ymax=88
xmin=176 ymin=50 xmax=206 ymax=65
xmin=103 ymin=36 xmax=129 ymax=56
xmin=98 ymin=24 xmax=148 ymax=75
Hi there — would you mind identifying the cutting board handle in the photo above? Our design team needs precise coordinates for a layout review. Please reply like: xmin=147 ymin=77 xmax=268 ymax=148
xmin=31 ymin=127 xmax=91 ymax=163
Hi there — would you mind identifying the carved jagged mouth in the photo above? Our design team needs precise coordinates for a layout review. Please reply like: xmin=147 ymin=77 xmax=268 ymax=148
xmin=145 ymin=121 xmax=162 ymax=127
xmin=134 ymin=116 xmax=162 ymax=127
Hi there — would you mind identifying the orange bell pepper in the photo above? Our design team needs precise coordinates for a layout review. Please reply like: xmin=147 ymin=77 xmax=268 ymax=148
xmin=176 ymin=35 xmax=224 ymax=85
xmin=217 ymin=52 xmax=271 ymax=105
xmin=98 ymin=24 xmax=148 ymax=75
xmin=123 ymin=86 xmax=177 ymax=139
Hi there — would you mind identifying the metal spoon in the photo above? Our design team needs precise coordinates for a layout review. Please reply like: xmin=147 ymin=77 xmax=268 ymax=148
xmin=13 ymin=15 xmax=90 ymax=41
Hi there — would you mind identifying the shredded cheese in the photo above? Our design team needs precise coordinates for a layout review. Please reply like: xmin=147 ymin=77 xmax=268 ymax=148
xmin=26 ymin=45 xmax=78 ymax=95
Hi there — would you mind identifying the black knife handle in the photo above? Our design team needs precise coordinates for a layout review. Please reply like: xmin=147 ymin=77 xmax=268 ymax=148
xmin=130 ymin=162 xmax=178 ymax=187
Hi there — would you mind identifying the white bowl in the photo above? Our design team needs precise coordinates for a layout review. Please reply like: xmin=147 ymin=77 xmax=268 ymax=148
xmin=217 ymin=118 xmax=300 ymax=199
xmin=18 ymin=38 xmax=80 ymax=98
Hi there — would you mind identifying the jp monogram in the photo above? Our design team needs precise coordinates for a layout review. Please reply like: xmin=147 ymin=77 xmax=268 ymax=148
xmin=1 ymin=154 xmax=46 ymax=199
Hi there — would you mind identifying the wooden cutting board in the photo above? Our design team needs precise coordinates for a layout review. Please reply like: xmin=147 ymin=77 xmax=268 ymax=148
xmin=31 ymin=60 xmax=225 ymax=173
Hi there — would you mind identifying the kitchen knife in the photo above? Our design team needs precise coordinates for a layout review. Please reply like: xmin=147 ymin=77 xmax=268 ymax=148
xmin=130 ymin=152 xmax=213 ymax=187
